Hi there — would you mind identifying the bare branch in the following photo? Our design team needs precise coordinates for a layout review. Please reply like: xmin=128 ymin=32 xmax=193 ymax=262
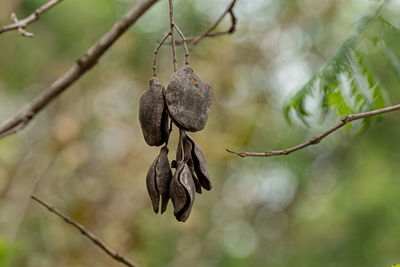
xmin=0 ymin=0 xmax=64 ymax=37
xmin=0 ymin=0 xmax=159 ymax=140
xmin=152 ymin=0 xmax=191 ymax=76
xmin=153 ymin=32 xmax=171 ymax=77
xmin=190 ymin=0 xmax=237 ymax=47
xmin=173 ymin=23 xmax=189 ymax=65
xmin=172 ymin=0 xmax=238 ymax=46
xmin=31 ymin=195 xmax=137 ymax=267
xmin=169 ymin=0 xmax=178 ymax=72
xmin=227 ymin=103 xmax=400 ymax=158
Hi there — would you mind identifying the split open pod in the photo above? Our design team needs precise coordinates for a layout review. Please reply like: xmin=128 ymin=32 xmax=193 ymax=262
xmin=146 ymin=147 xmax=172 ymax=214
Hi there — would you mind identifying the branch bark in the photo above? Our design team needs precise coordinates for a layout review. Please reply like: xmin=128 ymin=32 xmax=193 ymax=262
xmin=0 ymin=0 xmax=159 ymax=140
xmin=227 ymin=103 xmax=400 ymax=158
xmin=190 ymin=0 xmax=237 ymax=47
xmin=0 ymin=0 xmax=64 ymax=37
xmin=168 ymin=0 xmax=178 ymax=72
xmin=173 ymin=0 xmax=238 ymax=46
xmin=31 ymin=195 xmax=138 ymax=267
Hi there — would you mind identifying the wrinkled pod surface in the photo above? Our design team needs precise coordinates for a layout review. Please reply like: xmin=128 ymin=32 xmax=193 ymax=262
xmin=170 ymin=162 xmax=196 ymax=222
xmin=166 ymin=66 xmax=212 ymax=132
xmin=139 ymin=77 xmax=169 ymax=146
xmin=146 ymin=147 xmax=172 ymax=214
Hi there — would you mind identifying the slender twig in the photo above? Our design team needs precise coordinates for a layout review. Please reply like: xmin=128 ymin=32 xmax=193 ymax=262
xmin=0 ymin=0 xmax=159 ymax=140
xmin=184 ymin=0 xmax=237 ymax=47
xmin=168 ymin=0 xmax=177 ymax=72
xmin=153 ymin=1 xmax=190 ymax=76
xmin=174 ymin=23 xmax=189 ymax=65
xmin=227 ymin=103 xmax=400 ymax=158
xmin=153 ymin=32 xmax=171 ymax=76
xmin=0 ymin=0 xmax=64 ymax=37
xmin=31 ymin=195 xmax=137 ymax=267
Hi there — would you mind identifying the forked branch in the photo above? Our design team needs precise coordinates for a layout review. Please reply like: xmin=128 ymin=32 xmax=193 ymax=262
xmin=173 ymin=0 xmax=238 ymax=46
xmin=0 ymin=0 xmax=64 ymax=37
xmin=227 ymin=103 xmax=400 ymax=158
xmin=31 ymin=195 xmax=138 ymax=267
xmin=190 ymin=0 xmax=237 ymax=46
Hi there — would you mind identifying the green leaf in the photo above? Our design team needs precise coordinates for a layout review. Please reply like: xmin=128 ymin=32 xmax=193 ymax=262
xmin=379 ymin=40 xmax=400 ymax=80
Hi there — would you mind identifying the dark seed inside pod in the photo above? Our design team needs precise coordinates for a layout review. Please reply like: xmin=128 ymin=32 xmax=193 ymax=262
xmin=139 ymin=78 xmax=169 ymax=146
xmin=146 ymin=147 xmax=172 ymax=214
xmin=166 ymin=66 xmax=212 ymax=132
xmin=186 ymin=134 xmax=212 ymax=191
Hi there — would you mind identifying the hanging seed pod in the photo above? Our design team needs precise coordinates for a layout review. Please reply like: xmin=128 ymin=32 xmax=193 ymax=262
xmin=188 ymin=160 xmax=202 ymax=194
xmin=177 ymin=132 xmax=202 ymax=194
xmin=170 ymin=163 xmax=196 ymax=222
xmin=186 ymin=134 xmax=212 ymax=191
xmin=166 ymin=66 xmax=212 ymax=132
xmin=139 ymin=78 xmax=169 ymax=146
xmin=176 ymin=132 xmax=192 ymax=163
xmin=146 ymin=147 xmax=172 ymax=214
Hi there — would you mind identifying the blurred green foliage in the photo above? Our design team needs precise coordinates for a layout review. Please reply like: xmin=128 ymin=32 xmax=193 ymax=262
xmin=284 ymin=10 xmax=400 ymax=131
xmin=1 ymin=0 xmax=400 ymax=267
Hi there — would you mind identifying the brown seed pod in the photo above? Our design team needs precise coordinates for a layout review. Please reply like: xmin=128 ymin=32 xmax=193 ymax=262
xmin=188 ymin=160 xmax=202 ymax=194
xmin=170 ymin=163 xmax=196 ymax=222
xmin=146 ymin=147 xmax=172 ymax=214
xmin=166 ymin=66 xmax=212 ymax=132
xmin=139 ymin=78 xmax=169 ymax=146
xmin=186 ymin=134 xmax=212 ymax=191
xmin=176 ymin=131 xmax=192 ymax=163
xmin=177 ymin=132 xmax=202 ymax=194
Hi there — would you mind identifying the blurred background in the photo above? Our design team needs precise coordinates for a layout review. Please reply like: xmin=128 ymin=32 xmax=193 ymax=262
xmin=1 ymin=0 xmax=400 ymax=266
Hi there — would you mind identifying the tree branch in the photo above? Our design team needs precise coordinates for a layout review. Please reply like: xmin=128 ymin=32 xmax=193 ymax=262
xmin=0 ymin=0 xmax=159 ymax=140
xmin=173 ymin=23 xmax=189 ymax=65
xmin=173 ymin=0 xmax=238 ymax=46
xmin=168 ymin=0 xmax=177 ymax=72
xmin=0 ymin=0 xmax=64 ymax=37
xmin=31 ymin=195 xmax=138 ymax=267
xmin=152 ymin=32 xmax=171 ymax=77
xmin=227 ymin=103 xmax=400 ymax=158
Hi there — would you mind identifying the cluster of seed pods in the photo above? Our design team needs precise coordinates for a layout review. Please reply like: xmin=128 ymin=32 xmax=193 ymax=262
xmin=139 ymin=65 xmax=212 ymax=222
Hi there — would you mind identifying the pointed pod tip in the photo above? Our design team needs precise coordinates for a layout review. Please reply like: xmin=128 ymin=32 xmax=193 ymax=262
xmin=152 ymin=206 xmax=159 ymax=214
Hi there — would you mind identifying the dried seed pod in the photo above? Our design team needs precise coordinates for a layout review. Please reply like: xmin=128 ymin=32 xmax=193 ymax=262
xmin=170 ymin=163 xmax=196 ymax=222
xmin=139 ymin=78 xmax=169 ymax=146
xmin=177 ymin=132 xmax=202 ymax=193
xmin=186 ymin=134 xmax=212 ymax=191
xmin=146 ymin=147 xmax=172 ymax=214
xmin=166 ymin=66 xmax=212 ymax=132
xmin=176 ymin=131 xmax=193 ymax=163
xmin=188 ymin=160 xmax=202 ymax=194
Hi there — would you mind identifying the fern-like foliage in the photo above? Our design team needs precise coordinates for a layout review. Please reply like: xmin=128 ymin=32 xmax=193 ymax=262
xmin=284 ymin=8 xmax=400 ymax=130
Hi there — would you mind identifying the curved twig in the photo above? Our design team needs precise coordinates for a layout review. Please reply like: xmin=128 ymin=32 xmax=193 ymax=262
xmin=227 ymin=103 xmax=400 ymax=157
xmin=168 ymin=0 xmax=177 ymax=72
xmin=153 ymin=32 xmax=171 ymax=76
xmin=190 ymin=0 xmax=237 ymax=47
xmin=173 ymin=23 xmax=189 ymax=65
xmin=172 ymin=0 xmax=237 ymax=46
